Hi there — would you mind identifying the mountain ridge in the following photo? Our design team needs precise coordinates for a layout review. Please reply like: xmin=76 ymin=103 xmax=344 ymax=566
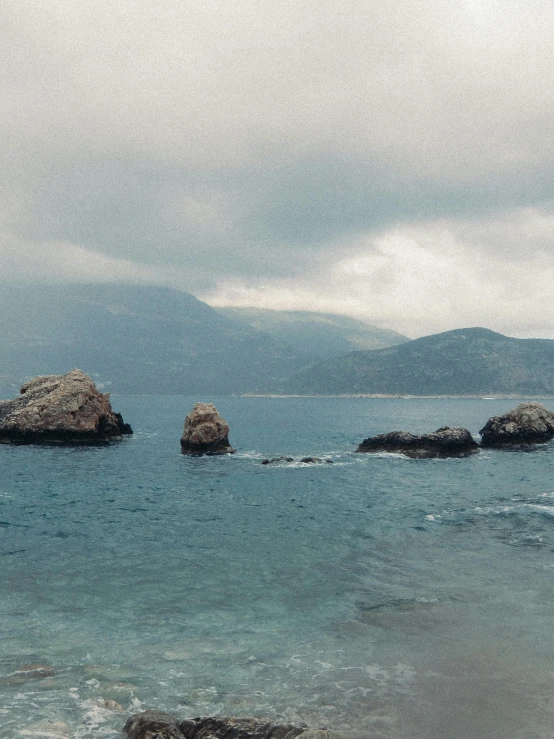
xmin=278 ymin=327 xmax=554 ymax=396
xmin=216 ymin=306 xmax=409 ymax=359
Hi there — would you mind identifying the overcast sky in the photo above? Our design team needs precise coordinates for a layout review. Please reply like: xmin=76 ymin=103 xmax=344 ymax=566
xmin=1 ymin=0 xmax=553 ymax=338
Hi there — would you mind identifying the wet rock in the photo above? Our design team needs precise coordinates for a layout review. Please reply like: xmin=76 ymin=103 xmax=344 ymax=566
xmin=15 ymin=663 xmax=55 ymax=678
xmin=261 ymin=456 xmax=295 ymax=465
xmin=356 ymin=426 xmax=479 ymax=458
xmin=97 ymin=698 xmax=124 ymax=711
xmin=261 ymin=457 xmax=333 ymax=465
xmin=20 ymin=719 xmax=70 ymax=737
xmin=0 ymin=370 xmax=132 ymax=443
xmin=479 ymin=402 xmax=554 ymax=447
xmin=180 ymin=403 xmax=234 ymax=455
xmin=123 ymin=710 xmax=186 ymax=739
xmin=178 ymin=716 xmax=305 ymax=739
xmin=123 ymin=714 xmax=365 ymax=739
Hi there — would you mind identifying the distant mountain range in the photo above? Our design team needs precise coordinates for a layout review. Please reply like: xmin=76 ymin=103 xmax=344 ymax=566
xmin=0 ymin=286 xmax=551 ymax=397
xmin=218 ymin=307 xmax=408 ymax=359
xmin=278 ymin=327 xmax=554 ymax=396
xmin=0 ymin=283 xmax=402 ymax=396
xmin=0 ymin=284 xmax=302 ymax=395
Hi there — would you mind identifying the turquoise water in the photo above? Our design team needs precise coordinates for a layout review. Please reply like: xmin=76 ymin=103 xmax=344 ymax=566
xmin=1 ymin=397 xmax=554 ymax=739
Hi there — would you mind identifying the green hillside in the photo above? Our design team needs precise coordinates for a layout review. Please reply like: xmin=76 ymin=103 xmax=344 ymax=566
xmin=279 ymin=327 xmax=554 ymax=396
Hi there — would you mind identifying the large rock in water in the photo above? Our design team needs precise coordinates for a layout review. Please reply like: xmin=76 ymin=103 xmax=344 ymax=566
xmin=356 ymin=427 xmax=478 ymax=458
xmin=0 ymin=369 xmax=132 ymax=443
xmin=123 ymin=711 xmax=365 ymax=739
xmin=480 ymin=402 xmax=554 ymax=447
xmin=180 ymin=402 xmax=234 ymax=455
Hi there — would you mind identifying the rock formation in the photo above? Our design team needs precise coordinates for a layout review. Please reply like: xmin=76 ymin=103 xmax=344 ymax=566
xmin=356 ymin=426 xmax=478 ymax=458
xmin=123 ymin=711 xmax=365 ymax=739
xmin=480 ymin=402 xmax=554 ymax=447
xmin=0 ymin=369 xmax=132 ymax=443
xmin=180 ymin=402 xmax=234 ymax=455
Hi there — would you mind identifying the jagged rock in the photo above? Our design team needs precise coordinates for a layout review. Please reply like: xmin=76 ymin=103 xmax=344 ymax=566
xmin=480 ymin=402 xmax=554 ymax=447
xmin=123 ymin=714 xmax=365 ymax=739
xmin=123 ymin=711 xmax=185 ymax=739
xmin=180 ymin=402 xmax=234 ymax=455
xmin=0 ymin=369 xmax=132 ymax=443
xmin=356 ymin=426 xmax=478 ymax=458
xmin=261 ymin=456 xmax=295 ymax=465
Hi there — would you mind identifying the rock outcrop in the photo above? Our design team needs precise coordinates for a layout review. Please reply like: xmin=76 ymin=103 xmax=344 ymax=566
xmin=356 ymin=426 xmax=478 ymax=458
xmin=123 ymin=711 xmax=365 ymax=739
xmin=0 ymin=369 xmax=132 ymax=443
xmin=479 ymin=402 xmax=554 ymax=447
xmin=180 ymin=402 xmax=234 ymax=455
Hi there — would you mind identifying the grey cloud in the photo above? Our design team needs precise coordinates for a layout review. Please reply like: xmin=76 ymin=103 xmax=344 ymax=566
xmin=1 ymin=0 xmax=554 ymax=335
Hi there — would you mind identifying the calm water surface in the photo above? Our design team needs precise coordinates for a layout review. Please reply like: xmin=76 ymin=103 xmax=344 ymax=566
xmin=1 ymin=397 xmax=554 ymax=739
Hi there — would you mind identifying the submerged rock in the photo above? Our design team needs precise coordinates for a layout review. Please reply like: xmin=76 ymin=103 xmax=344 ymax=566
xmin=356 ymin=426 xmax=478 ymax=458
xmin=123 ymin=712 xmax=364 ymax=739
xmin=480 ymin=402 xmax=554 ymax=447
xmin=20 ymin=719 xmax=71 ymax=737
xmin=261 ymin=456 xmax=333 ymax=465
xmin=261 ymin=456 xmax=295 ymax=465
xmin=180 ymin=402 xmax=234 ymax=455
xmin=0 ymin=370 xmax=132 ymax=443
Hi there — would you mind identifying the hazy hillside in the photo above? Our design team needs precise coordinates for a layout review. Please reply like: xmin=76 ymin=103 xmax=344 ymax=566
xmin=217 ymin=307 xmax=409 ymax=359
xmin=0 ymin=284 xmax=307 ymax=396
xmin=279 ymin=327 xmax=554 ymax=396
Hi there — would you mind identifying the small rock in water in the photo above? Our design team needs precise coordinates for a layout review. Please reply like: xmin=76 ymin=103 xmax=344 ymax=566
xmin=20 ymin=719 xmax=71 ymax=737
xmin=15 ymin=663 xmax=55 ymax=678
xmin=261 ymin=456 xmax=294 ymax=465
xmin=180 ymin=403 xmax=234 ymax=455
xmin=96 ymin=698 xmax=124 ymax=711
xmin=261 ymin=456 xmax=333 ymax=465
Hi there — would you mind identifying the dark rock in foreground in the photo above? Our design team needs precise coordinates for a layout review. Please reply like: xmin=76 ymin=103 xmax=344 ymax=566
xmin=0 ymin=369 xmax=132 ymax=443
xmin=356 ymin=426 xmax=478 ymax=458
xmin=124 ymin=711 xmax=186 ymax=739
xmin=480 ymin=402 xmax=554 ymax=447
xmin=123 ymin=711 xmax=365 ymax=739
xmin=181 ymin=402 xmax=234 ymax=455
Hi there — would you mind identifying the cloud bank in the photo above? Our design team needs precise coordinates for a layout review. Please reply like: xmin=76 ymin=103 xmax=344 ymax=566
xmin=1 ymin=0 xmax=553 ymax=337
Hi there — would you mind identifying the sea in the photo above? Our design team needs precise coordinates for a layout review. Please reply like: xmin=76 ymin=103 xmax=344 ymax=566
xmin=1 ymin=396 xmax=554 ymax=739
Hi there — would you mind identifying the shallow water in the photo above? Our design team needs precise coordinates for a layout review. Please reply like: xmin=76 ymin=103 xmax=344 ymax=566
xmin=1 ymin=397 xmax=554 ymax=739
